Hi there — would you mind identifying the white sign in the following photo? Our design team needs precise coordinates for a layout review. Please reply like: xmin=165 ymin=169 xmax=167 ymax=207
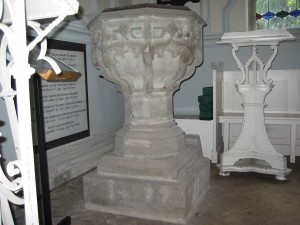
xmin=41 ymin=49 xmax=88 ymax=143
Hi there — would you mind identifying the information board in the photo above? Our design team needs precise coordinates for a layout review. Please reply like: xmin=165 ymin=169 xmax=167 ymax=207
xmin=35 ymin=39 xmax=89 ymax=149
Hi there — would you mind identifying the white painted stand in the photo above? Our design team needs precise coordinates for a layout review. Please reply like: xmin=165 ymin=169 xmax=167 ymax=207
xmin=217 ymin=30 xmax=295 ymax=180
xmin=214 ymin=69 xmax=300 ymax=163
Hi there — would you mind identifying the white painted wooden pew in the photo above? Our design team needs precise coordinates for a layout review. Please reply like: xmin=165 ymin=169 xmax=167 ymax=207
xmin=214 ymin=69 xmax=300 ymax=163
xmin=175 ymin=116 xmax=219 ymax=163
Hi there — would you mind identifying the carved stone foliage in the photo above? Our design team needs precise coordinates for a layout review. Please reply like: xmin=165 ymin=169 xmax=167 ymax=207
xmin=89 ymin=4 xmax=205 ymax=94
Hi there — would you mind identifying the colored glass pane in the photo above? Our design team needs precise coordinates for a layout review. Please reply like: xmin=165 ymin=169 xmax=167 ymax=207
xmin=256 ymin=0 xmax=300 ymax=29
xmin=290 ymin=9 xmax=300 ymax=17
xmin=256 ymin=13 xmax=263 ymax=20
xmin=269 ymin=17 xmax=283 ymax=29
xmin=270 ymin=1 xmax=289 ymax=14
xmin=276 ymin=10 xmax=289 ymax=18
xmin=256 ymin=0 xmax=268 ymax=14
xmin=263 ymin=11 xmax=276 ymax=20
xmin=256 ymin=19 xmax=268 ymax=30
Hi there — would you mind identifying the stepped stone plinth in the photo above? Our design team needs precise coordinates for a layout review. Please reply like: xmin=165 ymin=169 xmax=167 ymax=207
xmin=83 ymin=4 xmax=209 ymax=224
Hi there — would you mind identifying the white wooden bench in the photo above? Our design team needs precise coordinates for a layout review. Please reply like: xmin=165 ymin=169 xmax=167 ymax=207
xmin=214 ymin=69 xmax=300 ymax=163
xmin=175 ymin=116 xmax=218 ymax=162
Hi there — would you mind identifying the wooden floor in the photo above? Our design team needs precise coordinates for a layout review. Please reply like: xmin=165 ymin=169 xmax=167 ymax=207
xmin=14 ymin=158 xmax=300 ymax=225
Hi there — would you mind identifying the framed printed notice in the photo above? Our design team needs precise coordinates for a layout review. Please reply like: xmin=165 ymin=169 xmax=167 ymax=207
xmin=33 ymin=39 xmax=90 ymax=149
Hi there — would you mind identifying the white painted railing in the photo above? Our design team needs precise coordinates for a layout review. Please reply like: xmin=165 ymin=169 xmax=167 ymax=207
xmin=0 ymin=0 xmax=79 ymax=224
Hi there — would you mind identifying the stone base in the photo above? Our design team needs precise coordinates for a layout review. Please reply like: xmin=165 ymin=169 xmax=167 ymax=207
xmin=84 ymin=157 xmax=209 ymax=224
xmin=83 ymin=135 xmax=210 ymax=224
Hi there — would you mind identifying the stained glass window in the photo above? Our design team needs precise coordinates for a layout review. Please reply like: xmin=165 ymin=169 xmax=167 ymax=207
xmin=256 ymin=0 xmax=300 ymax=29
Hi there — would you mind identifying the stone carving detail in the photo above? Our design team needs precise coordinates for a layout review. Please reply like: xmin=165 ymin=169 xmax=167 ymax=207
xmin=90 ymin=10 xmax=204 ymax=94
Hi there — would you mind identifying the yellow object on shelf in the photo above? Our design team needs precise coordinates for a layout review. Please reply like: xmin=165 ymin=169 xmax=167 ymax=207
xmin=37 ymin=68 xmax=80 ymax=81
